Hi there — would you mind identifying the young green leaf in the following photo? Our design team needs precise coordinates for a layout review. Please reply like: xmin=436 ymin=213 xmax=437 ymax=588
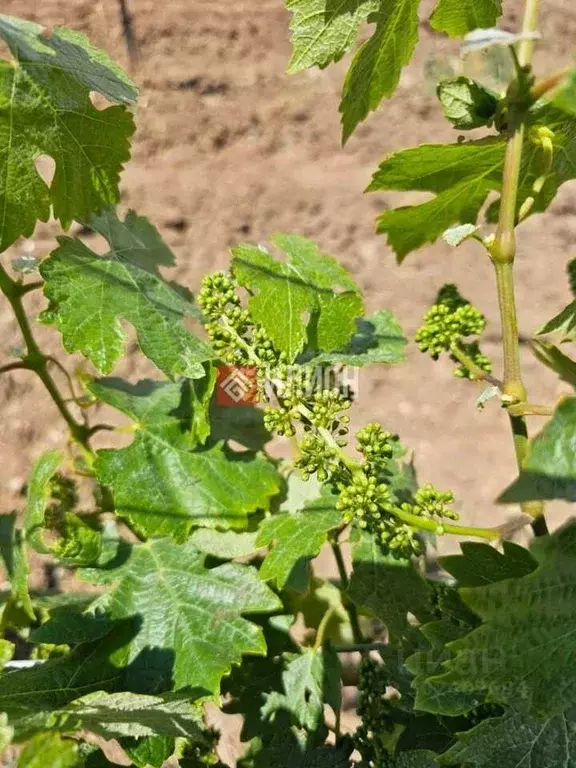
xmin=285 ymin=0 xmax=378 ymax=73
xmin=407 ymin=614 xmax=479 ymax=716
xmin=208 ymin=403 xmax=272 ymax=451
xmin=347 ymin=531 xmax=434 ymax=642
xmin=499 ymin=397 xmax=576 ymax=503
xmin=16 ymin=733 xmax=79 ymax=768
xmin=531 ymin=340 xmax=576 ymax=390
xmin=442 ymin=709 xmax=576 ymax=767
xmin=232 ymin=233 xmax=363 ymax=361
xmin=62 ymin=691 xmax=205 ymax=741
xmin=24 ymin=450 xmax=101 ymax=567
xmin=121 ymin=735 xmax=175 ymax=768
xmin=437 ymin=77 xmax=499 ymax=130
xmin=554 ymin=67 xmax=576 ymax=117
xmin=430 ymin=0 xmax=502 ymax=37
xmin=369 ymin=138 xmax=504 ymax=259
xmin=340 ymin=0 xmax=420 ymax=142
xmin=262 ymin=647 xmax=341 ymax=730
xmin=310 ymin=309 xmax=407 ymax=366
xmin=0 ymin=15 xmax=137 ymax=251
xmin=0 ymin=624 xmax=131 ymax=715
xmin=90 ymin=377 xmax=281 ymax=539
xmin=417 ymin=520 xmax=576 ymax=718
xmin=369 ymin=105 xmax=576 ymax=259
xmin=0 ymin=513 xmax=34 ymax=623
xmin=189 ymin=529 xmax=260 ymax=560
xmin=439 ymin=541 xmax=536 ymax=586
xmin=256 ymin=491 xmax=341 ymax=592
xmin=40 ymin=209 xmax=214 ymax=379
xmin=81 ymin=538 xmax=281 ymax=695
xmin=537 ymin=298 xmax=576 ymax=340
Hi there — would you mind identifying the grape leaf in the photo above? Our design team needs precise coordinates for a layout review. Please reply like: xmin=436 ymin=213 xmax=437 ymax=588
xmin=31 ymin=606 xmax=115 ymax=645
xmin=121 ymin=735 xmax=174 ymax=768
xmin=62 ymin=691 xmax=205 ymax=740
xmin=285 ymin=0 xmax=378 ymax=73
xmin=24 ymin=450 xmax=101 ymax=566
xmin=430 ymin=0 xmax=502 ymax=37
xmin=439 ymin=541 xmax=536 ymax=587
xmin=81 ymin=538 xmax=281 ymax=695
xmin=208 ymin=403 xmax=272 ymax=451
xmin=531 ymin=340 xmax=576 ymax=390
xmin=256 ymin=491 xmax=342 ymax=592
xmin=0 ymin=623 xmax=132 ymax=716
xmin=262 ymin=647 xmax=341 ymax=730
xmin=348 ymin=531 xmax=434 ymax=641
xmin=538 ymin=299 xmax=576 ymax=341
xmin=554 ymin=68 xmax=576 ymax=117
xmin=407 ymin=613 xmax=479 ymax=716
xmin=499 ymin=397 xmax=576 ymax=503
xmin=437 ymin=77 xmax=499 ymax=130
xmin=310 ymin=309 xmax=407 ymax=366
xmin=90 ymin=377 xmax=281 ymax=540
xmin=16 ymin=733 xmax=79 ymax=768
xmin=442 ymin=709 xmax=576 ymax=767
xmin=0 ymin=15 xmax=137 ymax=251
xmin=40 ymin=209 xmax=214 ymax=378
xmin=340 ymin=0 xmax=420 ymax=142
xmin=369 ymin=105 xmax=576 ymax=260
xmin=189 ymin=530 xmax=260 ymax=560
xmin=418 ymin=520 xmax=576 ymax=718
xmin=232 ymin=233 xmax=363 ymax=361
xmin=0 ymin=513 xmax=34 ymax=623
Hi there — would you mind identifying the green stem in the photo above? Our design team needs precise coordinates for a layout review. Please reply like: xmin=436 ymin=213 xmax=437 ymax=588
xmin=490 ymin=0 xmax=545 ymax=526
xmin=331 ymin=541 xmax=364 ymax=645
xmin=313 ymin=606 xmax=337 ymax=651
xmin=450 ymin=342 xmax=502 ymax=387
xmin=0 ymin=264 xmax=91 ymax=450
xmin=0 ymin=360 xmax=28 ymax=374
xmin=493 ymin=262 xmax=525 ymax=402
xmin=390 ymin=506 xmax=500 ymax=540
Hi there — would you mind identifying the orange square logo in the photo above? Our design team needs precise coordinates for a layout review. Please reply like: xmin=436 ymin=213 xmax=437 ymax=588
xmin=216 ymin=365 xmax=259 ymax=405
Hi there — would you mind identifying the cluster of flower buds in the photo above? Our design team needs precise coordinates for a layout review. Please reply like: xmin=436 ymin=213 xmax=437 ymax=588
xmin=416 ymin=284 xmax=491 ymax=379
xmin=199 ymin=269 xmax=460 ymax=561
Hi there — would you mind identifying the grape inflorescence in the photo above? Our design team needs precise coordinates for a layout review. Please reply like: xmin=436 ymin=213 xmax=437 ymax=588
xmin=199 ymin=271 xmax=460 ymax=559
xmin=416 ymin=284 xmax=491 ymax=379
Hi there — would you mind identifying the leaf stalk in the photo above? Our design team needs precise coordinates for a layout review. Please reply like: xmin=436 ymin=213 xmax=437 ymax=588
xmin=0 ymin=264 xmax=91 ymax=451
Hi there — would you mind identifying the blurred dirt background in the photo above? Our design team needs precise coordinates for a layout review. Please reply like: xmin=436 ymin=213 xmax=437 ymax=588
xmin=0 ymin=0 xmax=575 ymax=761
xmin=2 ymin=0 xmax=575 ymax=527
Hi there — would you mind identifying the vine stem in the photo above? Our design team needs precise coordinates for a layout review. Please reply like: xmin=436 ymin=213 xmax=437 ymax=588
xmin=331 ymin=540 xmax=364 ymax=645
xmin=313 ymin=606 xmax=337 ymax=651
xmin=0 ymin=264 xmax=91 ymax=451
xmin=490 ymin=0 xmax=546 ymax=531
xmin=449 ymin=342 xmax=502 ymax=387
